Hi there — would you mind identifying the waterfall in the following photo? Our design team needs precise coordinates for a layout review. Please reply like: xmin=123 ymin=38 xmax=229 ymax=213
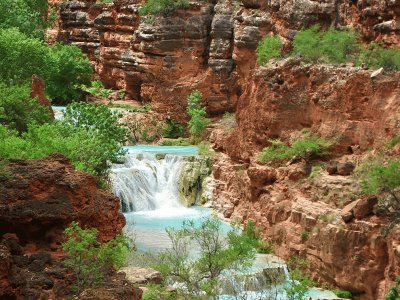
xmin=110 ymin=153 xmax=186 ymax=213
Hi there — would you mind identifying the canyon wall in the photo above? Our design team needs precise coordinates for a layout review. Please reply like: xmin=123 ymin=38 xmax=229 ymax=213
xmin=55 ymin=0 xmax=400 ymax=299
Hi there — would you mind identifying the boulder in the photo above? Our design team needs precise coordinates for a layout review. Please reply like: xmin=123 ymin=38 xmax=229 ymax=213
xmin=247 ymin=165 xmax=277 ymax=187
xmin=326 ymin=161 xmax=338 ymax=175
xmin=337 ymin=162 xmax=355 ymax=176
xmin=353 ymin=196 xmax=378 ymax=219
xmin=121 ymin=267 xmax=162 ymax=285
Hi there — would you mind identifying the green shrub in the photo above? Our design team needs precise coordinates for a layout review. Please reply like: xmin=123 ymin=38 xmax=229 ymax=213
xmin=62 ymin=222 xmax=129 ymax=294
xmin=187 ymin=90 xmax=209 ymax=142
xmin=0 ymin=159 xmax=11 ymax=181
xmin=360 ymin=159 xmax=400 ymax=202
xmin=81 ymin=80 xmax=113 ymax=99
xmin=333 ymin=289 xmax=353 ymax=298
xmin=0 ymin=0 xmax=50 ymax=39
xmin=258 ymin=134 xmax=330 ymax=164
xmin=300 ymin=230 xmax=310 ymax=242
xmin=163 ymin=119 xmax=185 ymax=139
xmin=139 ymin=0 xmax=189 ymax=16
xmin=386 ymin=277 xmax=400 ymax=300
xmin=161 ymin=138 xmax=192 ymax=146
xmin=0 ymin=28 xmax=92 ymax=104
xmin=293 ymin=25 xmax=360 ymax=64
xmin=358 ymin=43 xmax=400 ymax=70
xmin=257 ymin=35 xmax=282 ymax=65
xmin=387 ymin=136 xmax=400 ymax=149
xmin=0 ymin=83 xmax=52 ymax=133
xmin=143 ymin=284 xmax=175 ymax=300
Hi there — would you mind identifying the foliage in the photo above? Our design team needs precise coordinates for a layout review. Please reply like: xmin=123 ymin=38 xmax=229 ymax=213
xmin=387 ymin=136 xmax=400 ymax=149
xmin=152 ymin=217 xmax=258 ymax=297
xmin=285 ymin=258 xmax=314 ymax=300
xmin=161 ymin=138 xmax=193 ymax=146
xmin=0 ymin=0 xmax=51 ymax=39
xmin=293 ymin=25 xmax=360 ymax=64
xmin=139 ymin=0 xmax=190 ymax=16
xmin=243 ymin=220 xmax=274 ymax=254
xmin=143 ymin=284 xmax=175 ymax=300
xmin=81 ymin=80 xmax=113 ymax=99
xmin=46 ymin=43 xmax=92 ymax=103
xmin=358 ymin=43 xmax=400 ymax=71
xmin=62 ymin=222 xmax=129 ymax=294
xmin=386 ymin=277 xmax=400 ymax=300
xmin=300 ymin=230 xmax=310 ymax=242
xmin=0 ymin=83 xmax=52 ymax=133
xmin=333 ymin=289 xmax=353 ymax=299
xmin=163 ymin=119 xmax=185 ymax=139
xmin=258 ymin=134 xmax=330 ymax=164
xmin=257 ymin=35 xmax=282 ymax=65
xmin=187 ymin=90 xmax=210 ymax=142
xmin=0 ymin=28 xmax=92 ymax=104
xmin=197 ymin=141 xmax=216 ymax=158
xmin=360 ymin=159 xmax=400 ymax=202
xmin=0 ymin=159 xmax=11 ymax=181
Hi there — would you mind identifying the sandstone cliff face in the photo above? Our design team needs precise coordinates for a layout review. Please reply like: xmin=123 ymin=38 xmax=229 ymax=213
xmin=0 ymin=155 xmax=142 ymax=299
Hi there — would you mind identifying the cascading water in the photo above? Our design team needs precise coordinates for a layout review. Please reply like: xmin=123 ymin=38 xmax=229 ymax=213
xmin=110 ymin=154 xmax=185 ymax=213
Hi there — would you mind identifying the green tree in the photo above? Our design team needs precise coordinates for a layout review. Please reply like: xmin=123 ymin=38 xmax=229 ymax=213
xmin=0 ymin=83 xmax=52 ymax=133
xmin=0 ymin=0 xmax=51 ymax=39
xmin=153 ymin=217 xmax=259 ymax=298
xmin=186 ymin=90 xmax=209 ymax=142
xmin=62 ymin=222 xmax=129 ymax=294
xmin=257 ymin=35 xmax=282 ymax=65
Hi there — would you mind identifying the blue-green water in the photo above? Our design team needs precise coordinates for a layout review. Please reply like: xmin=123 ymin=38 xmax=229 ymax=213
xmin=123 ymin=145 xmax=198 ymax=156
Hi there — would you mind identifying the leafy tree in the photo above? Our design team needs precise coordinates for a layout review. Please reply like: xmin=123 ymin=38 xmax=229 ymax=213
xmin=80 ymin=80 xmax=113 ymax=99
xmin=257 ymin=35 xmax=282 ymax=65
xmin=0 ymin=83 xmax=52 ymax=133
xmin=153 ymin=217 xmax=259 ymax=298
xmin=360 ymin=159 xmax=400 ymax=202
xmin=186 ymin=90 xmax=209 ymax=142
xmin=0 ymin=28 xmax=92 ymax=104
xmin=0 ymin=0 xmax=51 ymax=39
xmin=139 ymin=0 xmax=189 ymax=16
xmin=62 ymin=222 xmax=129 ymax=294
xmin=46 ymin=43 xmax=92 ymax=103
xmin=163 ymin=119 xmax=185 ymax=139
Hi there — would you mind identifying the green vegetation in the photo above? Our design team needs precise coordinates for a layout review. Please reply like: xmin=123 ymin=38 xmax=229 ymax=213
xmin=358 ymin=43 xmax=400 ymax=71
xmin=143 ymin=284 xmax=175 ymax=300
xmin=161 ymin=138 xmax=192 ymax=146
xmin=62 ymin=222 xmax=129 ymax=294
xmin=386 ymin=277 xmax=400 ymax=300
xmin=0 ymin=83 xmax=53 ymax=133
xmin=258 ymin=134 xmax=331 ymax=164
xmin=0 ymin=103 xmax=126 ymax=178
xmin=333 ymin=289 xmax=353 ymax=299
xmin=81 ymin=80 xmax=113 ymax=99
xmin=260 ymin=25 xmax=400 ymax=70
xmin=360 ymin=159 xmax=400 ymax=202
xmin=285 ymin=258 xmax=314 ymax=300
xmin=139 ymin=0 xmax=189 ymax=16
xmin=257 ymin=35 xmax=282 ymax=65
xmin=293 ymin=25 xmax=360 ymax=64
xmin=387 ymin=136 xmax=400 ymax=149
xmin=151 ymin=217 xmax=260 ymax=298
xmin=0 ymin=28 xmax=92 ymax=104
xmin=0 ymin=0 xmax=52 ymax=39
xmin=300 ymin=230 xmax=310 ymax=242
xmin=163 ymin=119 xmax=185 ymax=139
xmin=187 ymin=90 xmax=210 ymax=142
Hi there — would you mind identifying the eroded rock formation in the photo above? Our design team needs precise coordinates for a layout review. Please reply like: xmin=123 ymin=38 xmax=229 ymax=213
xmin=0 ymin=154 xmax=142 ymax=299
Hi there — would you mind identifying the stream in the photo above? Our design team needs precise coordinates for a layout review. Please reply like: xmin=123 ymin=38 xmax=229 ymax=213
xmin=109 ymin=145 xmax=339 ymax=300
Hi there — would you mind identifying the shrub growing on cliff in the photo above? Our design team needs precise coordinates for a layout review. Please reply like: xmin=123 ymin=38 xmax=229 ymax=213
xmin=358 ymin=43 xmax=400 ymax=71
xmin=360 ymin=159 xmax=400 ymax=202
xmin=386 ymin=277 xmax=400 ymax=300
xmin=62 ymin=222 xmax=129 ymax=294
xmin=187 ymin=90 xmax=209 ymax=142
xmin=258 ymin=134 xmax=330 ymax=164
xmin=293 ymin=25 xmax=360 ymax=64
xmin=139 ymin=0 xmax=189 ymax=16
xmin=257 ymin=35 xmax=282 ymax=65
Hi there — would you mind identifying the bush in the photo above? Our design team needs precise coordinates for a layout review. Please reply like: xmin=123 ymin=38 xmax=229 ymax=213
xmin=0 ymin=83 xmax=52 ymax=133
xmin=161 ymin=138 xmax=192 ymax=146
xmin=62 ymin=222 xmax=129 ymax=294
xmin=0 ymin=28 xmax=92 ymax=104
xmin=333 ymin=289 xmax=353 ymax=298
xmin=386 ymin=277 xmax=400 ymax=300
xmin=293 ymin=25 xmax=360 ymax=64
xmin=358 ymin=43 xmax=400 ymax=71
xmin=153 ymin=218 xmax=259 ymax=297
xmin=81 ymin=80 xmax=113 ymax=99
xmin=360 ymin=159 xmax=400 ymax=202
xmin=163 ymin=119 xmax=185 ymax=139
xmin=187 ymin=90 xmax=209 ymax=142
xmin=387 ymin=136 xmax=400 ymax=149
xmin=0 ymin=0 xmax=50 ymax=39
xmin=139 ymin=0 xmax=189 ymax=16
xmin=258 ymin=134 xmax=330 ymax=164
xmin=257 ymin=35 xmax=282 ymax=65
